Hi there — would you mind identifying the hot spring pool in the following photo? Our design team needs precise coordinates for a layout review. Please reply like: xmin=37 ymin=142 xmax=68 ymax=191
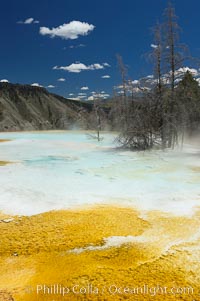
xmin=0 ymin=131 xmax=199 ymax=216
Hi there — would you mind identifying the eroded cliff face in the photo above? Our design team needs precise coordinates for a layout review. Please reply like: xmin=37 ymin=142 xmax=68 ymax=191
xmin=0 ymin=83 xmax=92 ymax=131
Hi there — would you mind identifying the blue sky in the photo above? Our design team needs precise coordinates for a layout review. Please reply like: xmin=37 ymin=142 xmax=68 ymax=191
xmin=0 ymin=0 xmax=200 ymax=100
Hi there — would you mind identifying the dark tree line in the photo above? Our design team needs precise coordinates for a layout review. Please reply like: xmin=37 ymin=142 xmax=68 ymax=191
xmin=112 ymin=2 xmax=200 ymax=150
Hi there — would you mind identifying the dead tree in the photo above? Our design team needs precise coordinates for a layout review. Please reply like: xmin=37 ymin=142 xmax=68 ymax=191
xmin=116 ymin=54 xmax=129 ymax=131
xmin=163 ymin=1 xmax=186 ymax=148
xmin=116 ymin=54 xmax=127 ymax=98
xmin=88 ymin=95 xmax=105 ymax=141
xmin=151 ymin=23 xmax=163 ymax=95
xmin=150 ymin=22 xmax=167 ymax=148
xmin=114 ymin=2 xmax=192 ymax=151
xmin=93 ymin=98 xmax=102 ymax=141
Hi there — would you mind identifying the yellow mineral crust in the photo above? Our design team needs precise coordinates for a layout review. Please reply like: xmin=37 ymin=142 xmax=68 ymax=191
xmin=0 ymin=161 xmax=13 ymax=166
xmin=0 ymin=139 xmax=11 ymax=143
xmin=189 ymin=166 xmax=200 ymax=172
xmin=0 ymin=140 xmax=12 ymax=166
xmin=0 ymin=206 xmax=200 ymax=300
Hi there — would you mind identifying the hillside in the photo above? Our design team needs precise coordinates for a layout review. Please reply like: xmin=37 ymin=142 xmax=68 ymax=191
xmin=0 ymin=83 xmax=93 ymax=131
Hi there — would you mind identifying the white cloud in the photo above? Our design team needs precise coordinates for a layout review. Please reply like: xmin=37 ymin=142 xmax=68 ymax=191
xmin=69 ymin=44 xmax=85 ymax=49
xmin=81 ymin=86 xmax=89 ymax=90
xmin=47 ymin=85 xmax=55 ymax=88
xmin=116 ymin=85 xmax=123 ymax=89
xmin=162 ymin=77 xmax=170 ymax=85
xmin=160 ymin=67 xmax=199 ymax=86
xmin=146 ymin=75 xmax=154 ymax=79
xmin=17 ymin=18 xmax=39 ymax=25
xmin=57 ymin=78 xmax=66 ymax=82
xmin=69 ymin=93 xmax=74 ymax=96
xmin=113 ymin=66 xmax=200 ymax=95
xmin=53 ymin=62 xmax=104 ymax=73
xmin=40 ymin=20 xmax=95 ymax=40
xmin=118 ymin=90 xmax=124 ymax=94
xmin=0 ymin=79 xmax=9 ymax=83
xmin=195 ymin=78 xmax=200 ymax=85
xmin=151 ymin=44 xmax=158 ymax=49
xmin=69 ymin=97 xmax=81 ymax=100
xmin=132 ymin=80 xmax=139 ymax=85
xmin=78 ymin=93 xmax=87 ymax=96
xmin=88 ymin=92 xmax=109 ymax=100
xmin=175 ymin=67 xmax=198 ymax=77
xmin=93 ymin=63 xmax=103 ymax=69
xmin=101 ymin=75 xmax=110 ymax=79
xmin=174 ymin=78 xmax=182 ymax=84
xmin=31 ymin=83 xmax=43 ymax=87
xmin=101 ymin=93 xmax=110 ymax=98
xmin=88 ymin=96 xmax=94 ymax=101
xmin=132 ymin=87 xmax=141 ymax=93
xmin=24 ymin=18 xmax=34 ymax=24
xmin=103 ymin=63 xmax=111 ymax=67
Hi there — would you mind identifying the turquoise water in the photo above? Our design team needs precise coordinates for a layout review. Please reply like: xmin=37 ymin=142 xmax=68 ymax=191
xmin=0 ymin=131 xmax=199 ymax=216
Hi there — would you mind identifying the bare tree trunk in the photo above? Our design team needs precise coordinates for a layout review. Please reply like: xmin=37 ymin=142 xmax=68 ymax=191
xmin=163 ymin=1 xmax=182 ymax=148
xmin=116 ymin=54 xmax=129 ymax=131
xmin=152 ymin=22 xmax=166 ymax=148
xmin=94 ymin=98 xmax=101 ymax=141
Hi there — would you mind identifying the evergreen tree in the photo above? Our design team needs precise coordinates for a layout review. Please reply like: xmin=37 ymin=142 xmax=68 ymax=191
xmin=176 ymin=71 xmax=200 ymax=137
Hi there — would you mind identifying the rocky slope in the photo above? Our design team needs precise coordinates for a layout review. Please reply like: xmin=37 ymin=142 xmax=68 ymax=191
xmin=0 ymin=83 xmax=92 ymax=131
